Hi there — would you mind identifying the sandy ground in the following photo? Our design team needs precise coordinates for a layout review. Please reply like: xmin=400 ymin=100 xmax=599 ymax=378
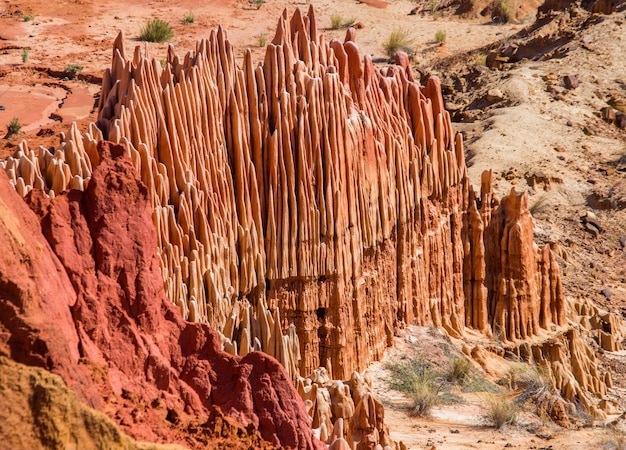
xmin=369 ymin=326 xmax=624 ymax=449
xmin=0 ymin=0 xmax=519 ymax=149
xmin=1 ymin=0 xmax=626 ymax=448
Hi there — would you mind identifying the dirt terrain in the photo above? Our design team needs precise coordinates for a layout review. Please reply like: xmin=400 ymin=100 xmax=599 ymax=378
xmin=1 ymin=0 xmax=625 ymax=448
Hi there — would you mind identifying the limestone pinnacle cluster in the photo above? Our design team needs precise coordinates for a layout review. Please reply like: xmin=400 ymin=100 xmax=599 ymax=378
xmin=1 ymin=5 xmax=615 ymax=424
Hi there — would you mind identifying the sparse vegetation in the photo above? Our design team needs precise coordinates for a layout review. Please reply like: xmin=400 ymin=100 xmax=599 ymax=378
xmin=447 ymin=357 xmax=470 ymax=385
xmin=183 ymin=11 xmax=195 ymax=24
xmin=409 ymin=376 xmax=441 ymax=416
xmin=484 ymin=394 xmax=519 ymax=428
xmin=6 ymin=117 xmax=22 ymax=136
xmin=529 ymin=195 xmax=550 ymax=217
xmin=258 ymin=33 xmax=267 ymax=48
xmin=435 ymin=29 xmax=447 ymax=44
xmin=503 ymin=363 xmax=549 ymax=394
xmin=23 ymin=15 xmax=34 ymax=22
xmin=386 ymin=356 xmax=467 ymax=416
xmin=21 ymin=48 xmax=29 ymax=63
xmin=64 ymin=64 xmax=84 ymax=77
xmin=330 ymin=13 xmax=356 ymax=30
xmin=385 ymin=357 xmax=432 ymax=394
xmin=498 ymin=0 xmax=515 ymax=23
xmin=428 ymin=0 xmax=439 ymax=17
xmin=382 ymin=28 xmax=415 ymax=59
xmin=475 ymin=53 xmax=487 ymax=66
xmin=139 ymin=19 xmax=174 ymax=43
xmin=254 ymin=0 xmax=264 ymax=10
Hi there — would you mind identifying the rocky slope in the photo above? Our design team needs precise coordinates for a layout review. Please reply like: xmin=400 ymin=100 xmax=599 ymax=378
xmin=0 ymin=356 xmax=186 ymax=450
xmin=0 ymin=141 xmax=321 ymax=449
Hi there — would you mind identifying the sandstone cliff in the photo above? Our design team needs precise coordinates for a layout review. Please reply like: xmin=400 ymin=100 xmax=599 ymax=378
xmin=0 ymin=5 xmax=618 ymax=441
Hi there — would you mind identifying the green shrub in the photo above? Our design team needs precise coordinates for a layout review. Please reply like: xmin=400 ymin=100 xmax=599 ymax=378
xmin=23 ymin=15 xmax=33 ymax=22
xmin=383 ymin=28 xmax=415 ymax=58
xmin=484 ymin=394 xmax=519 ymax=428
xmin=21 ymin=48 xmax=28 ymax=63
xmin=183 ymin=11 xmax=195 ymax=24
xmin=139 ymin=19 xmax=174 ymax=43
xmin=64 ymin=64 xmax=83 ymax=77
xmin=435 ymin=29 xmax=447 ymax=44
xmin=258 ymin=33 xmax=267 ymax=48
xmin=6 ymin=117 xmax=22 ymax=136
xmin=254 ymin=0 xmax=264 ymax=9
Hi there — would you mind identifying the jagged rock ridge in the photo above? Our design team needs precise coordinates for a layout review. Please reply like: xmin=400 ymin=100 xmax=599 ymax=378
xmin=0 ymin=5 xmax=614 ymax=424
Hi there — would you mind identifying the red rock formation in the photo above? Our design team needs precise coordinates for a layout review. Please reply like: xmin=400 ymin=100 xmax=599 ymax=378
xmin=1 ymin=5 xmax=616 ymax=424
xmin=477 ymin=173 xmax=566 ymax=341
xmin=1 ymin=141 xmax=322 ymax=449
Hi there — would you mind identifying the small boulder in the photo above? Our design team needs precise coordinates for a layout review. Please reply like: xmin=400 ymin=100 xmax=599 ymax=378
xmin=486 ymin=88 xmax=504 ymax=103
xmin=563 ymin=75 xmax=579 ymax=89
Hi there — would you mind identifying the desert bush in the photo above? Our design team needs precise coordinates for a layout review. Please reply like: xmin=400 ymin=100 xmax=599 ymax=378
xmin=65 ymin=64 xmax=83 ymax=77
xmin=330 ymin=14 xmax=355 ymax=30
xmin=257 ymin=33 xmax=267 ymax=47
xmin=505 ymin=363 xmax=549 ymax=394
xmin=428 ymin=0 xmax=439 ymax=17
xmin=139 ymin=19 xmax=174 ymax=43
xmin=447 ymin=357 xmax=470 ymax=385
xmin=435 ymin=29 xmax=447 ymax=44
xmin=23 ymin=15 xmax=34 ymax=22
xmin=410 ymin=377 xmax=441 ymax=416
xmin=385 ymin=357 xmax=431 ymax=393
xmin=383 ymin=28 xmax=415 ymax=59
xmin=484 ymin=394 xmax=519 ymax=428
xmin=529 ymin=195 xmax=550 ymax=217
xmin=386 ymin=356 xmax=443 ymax=416
xmin=21 ymin=48 xmax=29 ymax=63
xmin=498 ymin=0 xmax=515 ymax=22
xmin=6 ymin=117 xmax=22 ymax=136
xmin=183 ymin=11 xmax=195 ymax=24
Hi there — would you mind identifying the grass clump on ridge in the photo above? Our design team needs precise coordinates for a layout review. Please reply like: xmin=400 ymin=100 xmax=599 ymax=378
xmin=383 ymin=28 xmax=415 ymax=59
xmin=139 ymin=19 xmax=174 ymax=43
xmin=6 ymin=117 xmax=22 ymax=136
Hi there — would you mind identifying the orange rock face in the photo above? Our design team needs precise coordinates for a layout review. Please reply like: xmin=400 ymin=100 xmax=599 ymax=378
xmin=0 ymin=5 xmax=614 ymax=427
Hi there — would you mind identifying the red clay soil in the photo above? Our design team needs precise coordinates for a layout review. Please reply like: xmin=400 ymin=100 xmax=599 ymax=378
xmin=0 ymin=140 xmax=323 ymax=449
